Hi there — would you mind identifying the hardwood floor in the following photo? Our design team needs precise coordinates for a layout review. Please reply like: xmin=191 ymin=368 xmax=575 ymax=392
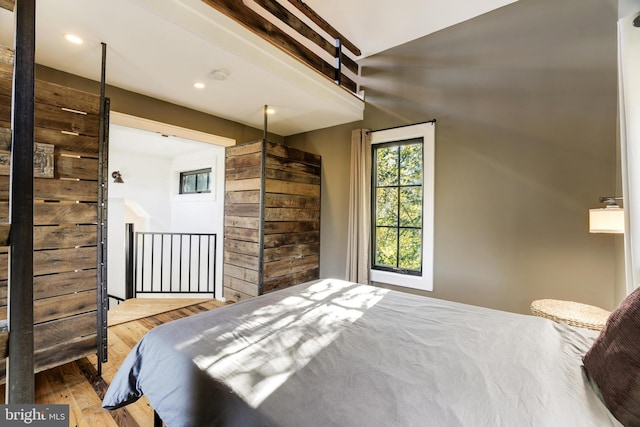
xmin=1 ymin=299 xmax=226 ymax=427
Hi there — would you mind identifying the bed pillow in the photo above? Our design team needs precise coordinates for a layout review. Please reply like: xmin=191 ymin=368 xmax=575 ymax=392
xmin=582 ymin=286 xmax=640 ymax=426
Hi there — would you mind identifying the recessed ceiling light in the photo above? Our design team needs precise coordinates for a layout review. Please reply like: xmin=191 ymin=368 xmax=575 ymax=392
xmin=193 ymin=82 xmax=206 ymax=89
xmin=64 ymin=34 xmax=83 ymax=45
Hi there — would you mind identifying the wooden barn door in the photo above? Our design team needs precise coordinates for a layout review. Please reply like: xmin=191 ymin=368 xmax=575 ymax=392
xmin=0 ymin=45 xmax=107 ymax=381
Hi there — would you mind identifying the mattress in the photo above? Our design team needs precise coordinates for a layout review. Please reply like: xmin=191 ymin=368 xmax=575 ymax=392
xmin=103 ymin=278 xmax=620 ymax=427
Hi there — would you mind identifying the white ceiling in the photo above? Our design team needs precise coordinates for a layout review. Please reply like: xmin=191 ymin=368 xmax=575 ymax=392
xmin=303 ymin=0 xmax=517 ymax=58
xmin=0 ymin=0 xmax=516 ymax=137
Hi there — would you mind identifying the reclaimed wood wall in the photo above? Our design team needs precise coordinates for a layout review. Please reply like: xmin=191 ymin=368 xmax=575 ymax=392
xmin=0 ymin=45 xmax=100 ymax=381
xmin=224 ymin=140 xmax=320 ymax=302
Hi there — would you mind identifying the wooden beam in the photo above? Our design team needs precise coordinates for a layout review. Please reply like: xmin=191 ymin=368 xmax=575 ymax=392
xmin=202 ymin=0 xmax=356 ymax=92
xmin=285 ymin=0 xmax=361 ymax=57
xmin=7 ymin=0 xmax=35 ymax=404
xmin=253 ymin=0 xmax=358 ymax=75
xmin=0 ymin=0 xmax=14 ymax=12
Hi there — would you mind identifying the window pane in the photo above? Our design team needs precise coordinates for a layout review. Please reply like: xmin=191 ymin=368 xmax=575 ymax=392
xmin=375 ymin=227 xmax=398 ymax=267
xmin=183 ymin=174 xmax=196 ymax=193
xmin=376 ymin=187 xmax=398 ymax=226
xmin=399 ymin=142 xmax=422 ymax=185
xmin=399 ymin=228 xmax=422 ymax=271
xmin=399 ymin=187 xmax=422 ymax=227
xmin=196 ymin=172 xmax=210 ymax=192
xmin=376 ymin=146 xmax=399 ymax=186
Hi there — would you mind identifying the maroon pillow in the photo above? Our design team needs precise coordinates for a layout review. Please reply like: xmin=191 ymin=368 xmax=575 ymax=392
xmin=583 ymin=286 xmax=640 ymax=426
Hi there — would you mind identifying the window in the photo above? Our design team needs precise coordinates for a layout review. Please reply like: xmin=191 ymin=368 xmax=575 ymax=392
xmin=372 ymin=139 xmax=424 ymax=275
xmin=180 ymin=168 xmax=211 ymax=194
xmin=370 ymin=122 xmax=435 ymax=291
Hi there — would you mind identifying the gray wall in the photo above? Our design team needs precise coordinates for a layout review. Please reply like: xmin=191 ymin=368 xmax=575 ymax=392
xmin=287 ymin=0 xmax=621 ymax=314
xmin=286 ymin=122 xmax=360 ymax=280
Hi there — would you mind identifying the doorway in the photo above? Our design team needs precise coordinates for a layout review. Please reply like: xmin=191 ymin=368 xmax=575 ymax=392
xmin=106 ymin=114 xmax=233 ymax=305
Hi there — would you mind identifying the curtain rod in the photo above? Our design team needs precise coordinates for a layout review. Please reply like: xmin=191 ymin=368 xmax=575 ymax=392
xmin=366 ymin=119 xmax=436 ymax=134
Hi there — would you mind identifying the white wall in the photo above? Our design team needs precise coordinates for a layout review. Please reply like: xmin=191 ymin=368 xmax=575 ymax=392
xmin=619 ymin=0 xmax=640 ymax=18
xmin=107 ymin=198 xmax=126 ymax=299
xmin=109 ymin=150 xmax=173 ymax=232
xmin=170 ymin=147 xmax=225 ymax=233
xmin=170 ymin=146 xmax=226 ymax=298
xmin=107 ymin=133 xmax=173 ymax=299
xmin=619 ymin=7 xmax=640 ymax=299
xmin=107 ymin=124 xmax=227 ymax=300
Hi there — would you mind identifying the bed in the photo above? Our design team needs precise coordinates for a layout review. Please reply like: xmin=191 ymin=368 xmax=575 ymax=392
xmin=102 ymin=278 xmax=635 ymax=427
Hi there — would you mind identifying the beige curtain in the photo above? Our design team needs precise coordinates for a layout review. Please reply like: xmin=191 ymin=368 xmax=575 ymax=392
xmin=345 ymin=128 xmax=371 ymax=284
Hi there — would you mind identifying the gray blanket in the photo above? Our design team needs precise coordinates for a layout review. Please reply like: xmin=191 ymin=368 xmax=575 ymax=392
xmin=103 ymin=279 xmax=620 ymax=427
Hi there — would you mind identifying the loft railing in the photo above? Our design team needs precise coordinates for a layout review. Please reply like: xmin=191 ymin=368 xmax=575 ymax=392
xmin=107 ymin=294 xmax=125 ymax=310
xmin=202 ymin=0 xmax=361 ymax=93
xmin=132 ymin=231 xmax=217 ymax=298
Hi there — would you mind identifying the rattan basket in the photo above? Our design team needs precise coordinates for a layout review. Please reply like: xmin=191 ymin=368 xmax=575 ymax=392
xmin=530 ymin=299 xmax=610 ymax=331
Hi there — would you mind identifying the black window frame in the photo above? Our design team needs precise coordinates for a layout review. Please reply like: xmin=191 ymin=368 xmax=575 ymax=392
xmin=371 ymin=138 xmax=425 ymax=276
xmin=179 ymin=168 xmax=212 ymax=195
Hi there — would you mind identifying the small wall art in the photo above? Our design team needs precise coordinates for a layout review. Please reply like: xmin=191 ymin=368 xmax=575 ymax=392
xmin=34 ymin=142 xmax=54 ymax=178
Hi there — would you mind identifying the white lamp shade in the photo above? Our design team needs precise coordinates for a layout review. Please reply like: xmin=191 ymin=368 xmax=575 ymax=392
xmin=589 ymin=207 xmax=625 ymax=233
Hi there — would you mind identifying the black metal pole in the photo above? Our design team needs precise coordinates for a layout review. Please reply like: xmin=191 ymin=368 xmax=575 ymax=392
xmin=154 ymin=410 xmax=163 ymax=427
xmin=334 ymin=38 xmax=342 ymax=85
xmin=7 ymin=0 xmax=36 ymax=404
xmin=212 ymin=234 xmax=217 ymax=298
xmin=125 ymin=223 xmax=134 ymax=299
xmin=263 ymin=104 xmax=268 ymax=142
xmin=96 ymin=42 xmax=109 ymax=372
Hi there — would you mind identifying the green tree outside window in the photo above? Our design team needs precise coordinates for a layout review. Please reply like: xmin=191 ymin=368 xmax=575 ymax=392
xmin=372 ymin=139 xmax=423 ymax=274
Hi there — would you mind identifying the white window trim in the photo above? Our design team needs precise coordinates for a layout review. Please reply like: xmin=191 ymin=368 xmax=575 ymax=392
xmin=370 ymin=122 xmax=435 ymax=292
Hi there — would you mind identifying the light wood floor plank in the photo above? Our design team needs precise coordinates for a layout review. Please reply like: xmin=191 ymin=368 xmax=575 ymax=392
xmin=34 ymin=372 xmax=53 ymax=402
xmin=111 ymin=324 xmax=145 ymax=351
xmin=42 ymin=367 xmax=85 ymax=427
xmin=95 ymin=334 xmax=131 ymax=383
xmin=59 ymin=362 xmax=118 ymax=427
xmin=108 ymin=297 xmax=215 ymax=326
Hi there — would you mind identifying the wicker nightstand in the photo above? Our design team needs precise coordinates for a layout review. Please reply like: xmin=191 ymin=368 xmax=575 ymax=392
xmin=530 ymin=299 xmax=610 ymax=331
